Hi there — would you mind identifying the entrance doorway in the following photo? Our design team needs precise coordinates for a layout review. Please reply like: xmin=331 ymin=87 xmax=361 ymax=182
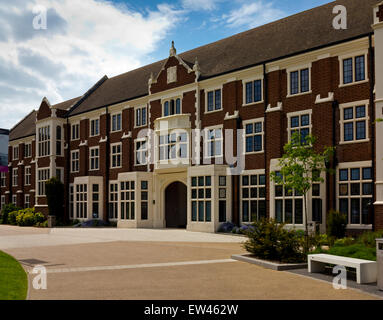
xmin=165 ymin=181 xmax=187 ymax=228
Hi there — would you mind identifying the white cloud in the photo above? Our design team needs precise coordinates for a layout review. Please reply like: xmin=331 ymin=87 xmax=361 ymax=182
xmin=0 ymin=0 xmax=183 ymax=129
xmin=181 ymin=0 xmax=220 ymax=11
xmin=222 ymin=1 xmax=285 ymax=29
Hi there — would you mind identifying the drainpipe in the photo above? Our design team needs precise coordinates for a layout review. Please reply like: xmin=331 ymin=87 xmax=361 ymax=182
xmin=263 ymin=63 xmax=269 ymax=217
xmin=65 ymin=117 xmax=70 ymax=222
xmin=332 ymin=100 xmax=338 ymax=213
xmin=369 ymin=33 xmax=376 ymax=229
xmin=105 ymin=107 xmax=110 ymax=223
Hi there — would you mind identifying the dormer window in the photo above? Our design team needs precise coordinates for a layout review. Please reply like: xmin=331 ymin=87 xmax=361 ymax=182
xmin=163 ymin=98 xmax=181 ymax=117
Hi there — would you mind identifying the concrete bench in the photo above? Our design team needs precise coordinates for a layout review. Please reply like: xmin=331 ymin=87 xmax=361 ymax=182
xmin=308 ymin=254 xmax=377 ymax=284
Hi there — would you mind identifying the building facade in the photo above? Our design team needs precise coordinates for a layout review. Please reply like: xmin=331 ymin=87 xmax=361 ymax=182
xmin=1 ymin=0 xmax=383 ymax=233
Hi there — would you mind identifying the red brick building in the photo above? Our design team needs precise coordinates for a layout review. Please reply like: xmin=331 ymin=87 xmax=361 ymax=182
xmin=2 ymin=0 xmax=383 ymax=233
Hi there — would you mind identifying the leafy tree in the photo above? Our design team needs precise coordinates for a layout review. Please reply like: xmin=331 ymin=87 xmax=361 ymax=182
xmin=270 ymin=132 xmax=334 ymax=254
xmin=45 ymin=177 xmax=64 ymax=220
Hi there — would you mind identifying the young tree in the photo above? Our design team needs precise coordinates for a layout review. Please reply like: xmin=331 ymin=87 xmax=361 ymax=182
xmin=45 ymin=177 xmax=64 ymax=221
xmin=270 ymin=132 xmax=334 ymax=254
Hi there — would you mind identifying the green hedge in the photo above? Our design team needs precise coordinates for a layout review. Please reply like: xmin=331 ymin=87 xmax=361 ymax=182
xmin=1 ymin=207 xmax=47 ymax=227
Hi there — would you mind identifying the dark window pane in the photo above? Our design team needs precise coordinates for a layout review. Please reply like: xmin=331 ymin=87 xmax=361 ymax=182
xmin=198 ymin=202 xmax=204 ymax=221
xmin=356 ymin=106 xmax=366 ymax=118
xmin=275 ymin=200 xmax=283 ymax=223
xmin=340 ymin=169 xmax=348 ymax=181
xmin=344 ymin=107 xmax=353 ymax=120
xmin=259 ymin=201 xmax=266 ymax=219
xmin=251 ymin=200 xmax=258 ymax=222
xmin=259 ymin=175 xmax=266 ymax=185
xmin=242 ymin=201 xmax=249 ymax=222
xmin=362 ymin=198 xmax=371 ymax=224
xmin=343 ymin=58 xmax=353 ymax=84
xmin=312 ymin=184 xmax=320 ymax=197
xmin=219 ymin=176 xmax=226 ymax=186
xmin=242 ymin=175 xmax=249 ymax=186
xmin=300 ymin=68 xmax=309 ymax=92
xmin=192 ymin=201 xmax=197 ymax=221
xmin=312 ymin=199 xmax=322 ymax=223
xmin=250 ymin=175 xmax=257 ymax=185
xmin=355 ymin=55 xmax=365 ymax=82
xmin=339 ymin=184 xmax=349 ymax=196
xmin=205 ymin=188 xmax=211 ymax=199
xmin=351 ymin=183 xmax=360 ymax=195
xmin=351 ymin=168 xmax=360 ymax=180
xmin=254 ymin=135 xmax=262 ymax=151
xmin=141 ymin=202 xmax=148 ymax=220
xmin=275 ymin=185 xmax=283 ymax=197
xmin=205 ymin=201 xmax=211 ymax=221
xmin=198 ymin=176 xmax=204 ymax=186
xmin=291 ymin=116 xmax=299 ymax=128
xmin=246 ymin=82 xmax=253 ymax=104
xmin=192 ymin=189 xmax=197 ymax=199
xmin=295 ymin=199 xmax=303 ymax=224
xmin=344 ymin=123 xmax=354 ymax=141
xmin=207 ymin=92 xmax=214 ymax=111
xmin=259 ymin=187 xmax=266 ymax=198
xmin=254 ymin=80 xmax=262 ymax=102
xmin=250 ymin=188 xmax=257 ymax=198
xmin=362 ymin=183 xmax=373 ymax=195
xmin=219 ymin=201 xmax=226 ymax=222
xmin=191 ymin=177 xmax=197 ymax=187
xmin=246 ymin=136 xmax=253 ymax=153
xmin=285 ymin=199 xmax=293 ymax=224
xmin=205 ymin=176 xmax=211 ymax=186
xmin=215 ymin=90 xmax=221 ymax=110
xmin=356 ymin=121 xmax=366 ymax=140
xmin=301 ymin=114 xmax=310 ymax=126
xmin=363 ymin=168 xmax=372 ymax=180
xmin=242 ymin=188 xmax=249 ymax=199
xmin=290 ymin=71 xmax=299 ymax=94
xmin=351 ymin=199 xmax=360 ymax=224
xmin=339 ymin=199 xmax=348 ymax=216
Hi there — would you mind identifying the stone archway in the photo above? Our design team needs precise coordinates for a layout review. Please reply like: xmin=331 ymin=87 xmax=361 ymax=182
xmin=165 ymin=181 xmax=187 ymax=228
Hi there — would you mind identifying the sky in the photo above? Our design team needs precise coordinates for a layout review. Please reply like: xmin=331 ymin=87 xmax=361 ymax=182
xmin=0 ymin=0 xmax=331 ymax=129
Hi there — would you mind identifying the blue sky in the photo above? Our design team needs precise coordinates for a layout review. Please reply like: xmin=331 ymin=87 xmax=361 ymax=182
xmin=0 ymin=0 xmax=331 ymax=129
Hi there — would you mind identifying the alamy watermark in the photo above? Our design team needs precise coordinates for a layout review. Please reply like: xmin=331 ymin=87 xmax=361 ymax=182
xmin=332 ymin=265 xmax=347 ymax=290
xmin=32 ymin=5 xmax=47 ymax=30
xmin=32 ymin=265 xmax=47 ymax=290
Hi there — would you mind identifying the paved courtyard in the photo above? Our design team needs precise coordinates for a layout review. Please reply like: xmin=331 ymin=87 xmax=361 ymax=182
xmin=0 ymin=225 xmax=379 ymax=300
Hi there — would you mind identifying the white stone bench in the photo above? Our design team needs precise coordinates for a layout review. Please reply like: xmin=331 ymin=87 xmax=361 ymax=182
xmin=308 ymin=254 xmax=377 ymax=284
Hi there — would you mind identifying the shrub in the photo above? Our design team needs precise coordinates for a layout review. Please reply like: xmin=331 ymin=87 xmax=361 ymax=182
xmin=7 ymin=211 xmax=19 ymax=225
xmin=1 ymin=204 xmax=21 ymax=224
xmin=327 ymin=210 xmax=347 ymax=239
xmin=357 ymin=231 xmax=383 ymax=248
xmin=243 ymin=219 xmax=305 ymax=263
xmin=327 ymin=244 xmax=376 ymax=261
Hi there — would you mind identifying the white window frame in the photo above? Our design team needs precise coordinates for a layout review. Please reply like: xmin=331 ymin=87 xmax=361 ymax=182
xmin=13 ymin=145 xmax=19 ymax=160
xmin=190 ymin=176 xmax=212 ymax=222
xmin=337 ymin=161 xmax=373 ymax=229
xmin=158 ymin=130 xmax=188 ymax=162
xmin=38 ymin=125 xmax=51 ymax=157
xmin=338 ymin=51 xmax=368 ymax=88
xmin=286 ymin=64 xmax=312 ymax=97
xmin=89 ymin=146 xmax=100 ymax=171
xmin=71 ymin=150 xmax=80 ymax=173
xmin=110 ymin=143 xmax=122 ymax=168
xmin=287 ymin=109 xmax=313 ymax=142
xmin=24 ymin=143 xmax=32 ymax=158
xmin=75 ymin=184 xmax=88 ymax=219
xmin=135 ymin=106 xmax=148 ymax=128
xmin=90 ymin=118 xmax=100 ymax=137
xmin=135 ymin=138 xmax=148 ymax=166
xmin=162 ymin=97 xmax=182 ymax=117
xmin=339 ymin=100 xmax=369 ymax=144
xmin=120 ymin=180 xmax=136 ymax=220
xmin=12 ymin=194 xmax=17 ymax=205
xmin=243 ymin=118 xmax=264 ymax=155
xmin=205 ymin=86 xmax=223 ymax=114
xmin=25 ymin=166 xmax=31 ymax=186
xmin=240 ymin=170 xmax=267 ymax=224
xmin=12 ymin=168 xmax=18 ymax=187
xmin=37 ymin=168 xmax=50 ymax=196
xmin=24 ymin=194 xmax=30 ymax=208
xmin=71 ymin=123 xmax=80 ymax=140
xmin=109 ymin=182 xmax=118 ymax=220
xmin=1 ymin=172 xmax=6 ymax=187
xmin=242 ymin=76 xmax=264 ymax=106
xmin=204 ymin=125 xmax=223 ymax=159
xmin=111 ymin=113 xmax=122 ymax=132
xmin=1 ymin=195 xmax=5 ymax=210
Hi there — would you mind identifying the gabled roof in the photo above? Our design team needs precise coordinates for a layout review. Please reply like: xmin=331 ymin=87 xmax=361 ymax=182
xmin=9 ymin=97 xmax=81 ymax=141
xmin=9 ymin=110 xmax=37 ymax=141
xmin=68 ymin=0 xmax=379 ymax=116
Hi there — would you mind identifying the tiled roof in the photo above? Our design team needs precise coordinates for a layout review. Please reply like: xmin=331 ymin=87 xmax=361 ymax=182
xmin=69 ymin=0 xmax=379 ymax=116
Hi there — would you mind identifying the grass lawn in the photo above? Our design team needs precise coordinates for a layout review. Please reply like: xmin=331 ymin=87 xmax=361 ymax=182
xmin=0 ymin=251 xmax=28 ymax=300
